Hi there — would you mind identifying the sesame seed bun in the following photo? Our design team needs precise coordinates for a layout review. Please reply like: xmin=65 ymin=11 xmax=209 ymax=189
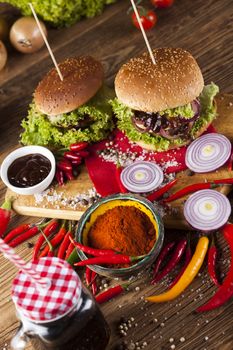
xmin=115 ymin=48 xmax=204 ymax=112
xmin=34 ymin=56 xmax=104 ymax=116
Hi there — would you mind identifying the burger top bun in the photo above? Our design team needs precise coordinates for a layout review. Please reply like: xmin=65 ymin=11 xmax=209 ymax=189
xmin=115 ymin=48 xmax=204 ymax=112
xmin=34 ymin=56 xmax=104 ymax=116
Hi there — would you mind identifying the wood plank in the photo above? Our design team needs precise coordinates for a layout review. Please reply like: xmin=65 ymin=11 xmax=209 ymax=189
xmin=1 ymin=0 xmax=233 ymax=349
xmin=5 ymin=93 xmax=233 ymax=229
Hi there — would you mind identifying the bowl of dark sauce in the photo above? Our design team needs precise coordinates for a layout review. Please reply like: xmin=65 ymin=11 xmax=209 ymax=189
xmin=0 ymin=146 xmax=56 ymax=195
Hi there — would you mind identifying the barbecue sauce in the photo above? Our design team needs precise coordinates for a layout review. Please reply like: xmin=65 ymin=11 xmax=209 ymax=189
xmin=8 ymin=154 xmax=51 ymax=188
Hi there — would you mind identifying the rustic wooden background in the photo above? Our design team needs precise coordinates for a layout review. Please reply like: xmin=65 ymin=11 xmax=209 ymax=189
xmin=1 ymin=0 xmax=233 ymax=349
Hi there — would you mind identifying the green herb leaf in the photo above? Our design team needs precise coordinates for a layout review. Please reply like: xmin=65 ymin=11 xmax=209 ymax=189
xmin=20 ymin=86 xmax=115 ymax=148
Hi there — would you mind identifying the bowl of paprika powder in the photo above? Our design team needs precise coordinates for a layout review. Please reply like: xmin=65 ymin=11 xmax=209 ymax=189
xmin=75 ymin=193 xmax=164 ymax=278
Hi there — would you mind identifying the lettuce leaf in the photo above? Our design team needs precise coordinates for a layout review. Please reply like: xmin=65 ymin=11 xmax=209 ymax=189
xmin=111 ymin=83 xmax=219 ymax=152
xmin=191 ymin=83 xmax=219 ymax=136
xmin=4 ymin=0 xmax=116 ymax=27
xmin=162 ymin=103 xmax=194 ymax=119
xmin=21 ymin=86 xmax=115 ymax=148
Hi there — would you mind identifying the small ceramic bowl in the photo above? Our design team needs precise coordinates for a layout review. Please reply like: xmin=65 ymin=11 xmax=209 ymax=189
xmin=0 ymin=146 xmax=56 ymax=195
xmin=76 ymin=193 xmax=164 ymax=278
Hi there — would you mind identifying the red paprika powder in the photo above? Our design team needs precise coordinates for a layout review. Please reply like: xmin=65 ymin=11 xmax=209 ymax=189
xmin=88 ymin=206 xmax=156 ymax=257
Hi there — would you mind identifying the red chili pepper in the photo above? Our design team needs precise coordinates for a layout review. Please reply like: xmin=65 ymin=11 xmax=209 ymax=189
xmin=47 ymin=250 xmax=54 ymax=257
xmin=152 ymin=238 xmax=187 ymax=284
xmin=71 ymin=159 xmax=82 ymax=166
xmin=227 ymin=148 xmax=233 ymax=172
xmin=55 ymin=169 xmax=64 ymax=186
xmin=153 ymin=242 xmax=176 ymax=278
xmin=76 ymin=150 xmax=89 ymax=158
xmin=213 ymin=178 xmax=233 ymax=185
xmin=0 ymin=199 xmax=12 ymax=237
xmin=197 ymin=223 xmax=233 ymax=312
xmin=57 ymin=159 xmax=72 ymax=172
xmin=164 ymin=183 xmax=222 ymax=203
xmin=64 ymin=169 xmax=74 ymax=181
xmin=74 ymin=254 xmax=144 ymax=267
xmin=208 ymin=239 xmax=220 ymax=287
xmin=64 ymin=151 xmax=82 ymax=162
xmin=4 ymin=224 xmax=31 ymax=243
xmin=169 ymin=241 xmax=192 ymax=289
xmin=39 ymin=221 xmax=66 ymax=258
xmin=85 ymin=266 xmax=92 ymax=285
xmin=9 ymin=226 xmax=39 ymax=248
xmin=95 ymin=284 xmax=128 ymax=304
xmin=70 ymin=237 xmax=117 ymax=256
xmin=147 ymin=179 xmax=177 ymax=202
xmin=70 ymin=142 xmax=88 ymax=152
xmin=33 ymin=220 xmax=59 ymax=261
xmin=65 ymin=242 xmax=75 ymax=260
xmin=115 ymin=163 xmax=128 ymax=193
xmin=91 ymin=271 xmax=98 ymax=296
xmin=57 ymin=223 xmax=72 ymax=259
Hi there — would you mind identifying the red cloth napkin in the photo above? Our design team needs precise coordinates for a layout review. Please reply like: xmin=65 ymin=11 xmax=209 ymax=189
xmin=85 ymin=126 xmax=216 ymax=197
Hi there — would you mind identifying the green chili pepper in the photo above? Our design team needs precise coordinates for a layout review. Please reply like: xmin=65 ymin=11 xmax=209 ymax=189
xmin=66 ymin=248 xmax=80 ymax=265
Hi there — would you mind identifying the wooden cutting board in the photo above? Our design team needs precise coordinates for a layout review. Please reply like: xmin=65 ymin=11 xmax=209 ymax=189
xmin=5 ymin=94 xmax=233 ymax=229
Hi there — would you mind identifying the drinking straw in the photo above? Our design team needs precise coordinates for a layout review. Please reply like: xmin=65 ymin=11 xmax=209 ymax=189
xmin=0 ymin=238 xmax=51 ymax=290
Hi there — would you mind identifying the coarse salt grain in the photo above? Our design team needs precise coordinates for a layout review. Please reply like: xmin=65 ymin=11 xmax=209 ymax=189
xmin=34 ymin=187 xmax=99 ymax=210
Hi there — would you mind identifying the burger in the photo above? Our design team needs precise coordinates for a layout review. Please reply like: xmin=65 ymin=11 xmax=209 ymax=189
xmin=21 ymin=56 xmax=114 ymax=148
xmin=112 ymin=48 xmax=219 ymax=151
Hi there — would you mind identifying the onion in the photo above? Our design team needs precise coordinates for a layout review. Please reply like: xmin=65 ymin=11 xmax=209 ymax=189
xmin=183 ymin=189 xmax=231 ymax=232
xmin=120 ymin=161 xmax=164 ymax=193
xmin=191 ymin=99 xmax=201 ymax=116
xmin=10 ymin=17 xmax=47 ymax=54
xmin=159 ymin=127 xmax=182 ymax=140
xmin=131 ymin=115 xmax=151 ymax=133
xmin=185 ymin=134 xmax=231 ymax=173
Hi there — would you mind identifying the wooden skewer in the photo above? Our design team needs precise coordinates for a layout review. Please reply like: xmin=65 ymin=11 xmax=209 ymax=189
xmin=28 ymin=2 xmax=64 ymax=81
xmin=130 ymin=0 xmax=156 ymax=65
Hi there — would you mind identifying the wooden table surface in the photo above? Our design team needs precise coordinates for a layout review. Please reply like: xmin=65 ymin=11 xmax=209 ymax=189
xmin=1 ymin=0 xmax=233 ymax=349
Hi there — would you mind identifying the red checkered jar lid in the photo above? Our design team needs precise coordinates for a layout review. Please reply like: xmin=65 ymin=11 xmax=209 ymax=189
xmin=12 ymin=257 xmax=82 ymax=322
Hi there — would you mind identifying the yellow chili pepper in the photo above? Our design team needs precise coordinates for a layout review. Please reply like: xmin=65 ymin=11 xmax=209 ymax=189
xmin=146 ymin=236 xmax=209 ymax=303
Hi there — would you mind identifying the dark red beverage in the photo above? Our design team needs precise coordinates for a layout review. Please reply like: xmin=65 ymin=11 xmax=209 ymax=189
xmin=11 ymin=258 xmax=110 ymax=350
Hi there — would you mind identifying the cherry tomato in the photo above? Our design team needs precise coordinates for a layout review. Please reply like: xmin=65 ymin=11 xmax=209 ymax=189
xmin=131 ymin=9 xmax=157 ymax=30
xmin=151 ymin=0 xmax=174 ymax=8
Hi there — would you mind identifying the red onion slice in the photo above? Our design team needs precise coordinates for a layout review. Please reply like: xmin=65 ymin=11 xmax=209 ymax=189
xmin=185 ymin=134 xmax=231 ymax=173
xmin=131 ymin=116 xmax=151 ymax=133
xmin=120 ymin=161 xmax=164 ymax=193
xmin=159 ymin=127 xmax=183 ymax=140
xmin=183 ymin=189 xmax=231 ymax=232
